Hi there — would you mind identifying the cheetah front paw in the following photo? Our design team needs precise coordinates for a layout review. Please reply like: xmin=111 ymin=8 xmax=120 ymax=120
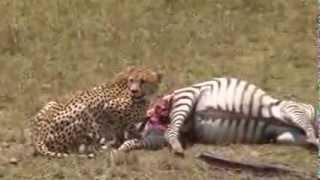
xmin=54 ymin=152 xmax=69 ymax=158
xmin=87 ymin=153 xmax=95 ymax=158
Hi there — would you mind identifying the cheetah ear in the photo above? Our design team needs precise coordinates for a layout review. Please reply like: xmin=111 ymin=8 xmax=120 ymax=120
xmin=126 ymin=66 xmax=136 ymax=73
xmin=156 ymin=72 xmax=163 ymax=82
xmin=113 ymin=66 xmax=136 ymax=83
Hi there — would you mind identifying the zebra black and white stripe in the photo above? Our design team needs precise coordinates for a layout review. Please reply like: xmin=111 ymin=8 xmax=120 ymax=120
xmin=119 ymin=128 xmax=168 ymax=152
xmin=118 ymin=115 xmax=311 ymax=153
xmin=164 ymin=77 xmax=317 ymax=154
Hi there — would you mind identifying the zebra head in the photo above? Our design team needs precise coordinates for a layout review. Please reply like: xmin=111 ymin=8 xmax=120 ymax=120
xmin=147 ymin=94 xmax=173 ymax=124
xmin=129 ymin=94 xmax=174 ymax=138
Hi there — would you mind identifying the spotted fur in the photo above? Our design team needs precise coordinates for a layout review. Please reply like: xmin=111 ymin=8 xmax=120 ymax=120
xmin=31 ymin=66 xmax=161 ymax=158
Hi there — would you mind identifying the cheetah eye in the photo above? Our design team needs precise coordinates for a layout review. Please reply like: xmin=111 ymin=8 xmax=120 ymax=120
xmin=129 ymin=77 xmax=134 ymax=82
xmin=140 ymin=79 xmax=145 ymax=84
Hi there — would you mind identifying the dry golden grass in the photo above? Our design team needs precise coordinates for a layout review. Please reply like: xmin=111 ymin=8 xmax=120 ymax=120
xmin=0 ymin=0 xmax=317 ymax=179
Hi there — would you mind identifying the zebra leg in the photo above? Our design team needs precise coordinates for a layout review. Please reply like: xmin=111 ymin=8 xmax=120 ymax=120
xmin=165 ymin=123 xmax=185 ymax=155
xmin=119 ymin=129 xmax=167 ymax=152
xmin=164 ymin=91 xmax=198 ymax=155
xmin=279 ymin=101 xmax=318 ymax=146
xmin=118 ymin=139 xmax=145 ymax=152
xmin=275 ymin=130 xmax=317 ymax=150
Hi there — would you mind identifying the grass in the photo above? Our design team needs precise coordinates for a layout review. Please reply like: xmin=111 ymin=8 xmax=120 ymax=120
xmin=0 ymin=0 xmax=317 ymax=179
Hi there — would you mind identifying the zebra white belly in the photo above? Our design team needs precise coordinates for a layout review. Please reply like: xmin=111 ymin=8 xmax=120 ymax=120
xmin=193 ymin=115 xmax=264 ymax=144
xmin=192 ymin=113 xmax=304 ymax=144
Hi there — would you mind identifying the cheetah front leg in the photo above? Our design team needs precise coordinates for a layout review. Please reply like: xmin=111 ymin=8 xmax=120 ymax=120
xmin=83 ymin=116 xmax=122 ymax=156
xmin=100 ymin=98 xmax=141 ymax=148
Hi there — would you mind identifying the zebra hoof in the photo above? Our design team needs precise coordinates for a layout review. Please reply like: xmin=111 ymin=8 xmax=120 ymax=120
xmin=171 ymin=145 xmax=184 ymax=156
xmin=169 ymin=139 xmax=185 ymax=156
xmin=303 ymin=139 xmax=318 ymax=151
xmin=173 ymin=150 xmax=185 ymax=157
xmin=307 ymin=139 xmax=319 ymax=146
xmin=109 ymin=149 xmax=124 ymax=166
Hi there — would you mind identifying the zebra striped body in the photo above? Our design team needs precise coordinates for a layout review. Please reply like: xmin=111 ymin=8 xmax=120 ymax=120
xmin=191 ymin=110 xmax=305 ymax=144
xmin=119 ymin=77 xmax=316 ymax=152
xmin=118 ymin=110 xmax=309 ymax=152
xmin=165 ymin=77 xmax=317 ymax=154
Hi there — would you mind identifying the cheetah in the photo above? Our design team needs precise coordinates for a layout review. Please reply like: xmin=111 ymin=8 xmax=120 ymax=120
xmin=31 ymin=66 xmax=162 ymax=158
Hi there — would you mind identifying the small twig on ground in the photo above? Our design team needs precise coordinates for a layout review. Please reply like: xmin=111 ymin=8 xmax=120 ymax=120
xmin=196 ymin=151 xmax=314 ymax=179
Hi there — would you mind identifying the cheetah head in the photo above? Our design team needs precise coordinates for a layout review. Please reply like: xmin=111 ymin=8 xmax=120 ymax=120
xmin=116 ymin=66 xmax=162 ymax=99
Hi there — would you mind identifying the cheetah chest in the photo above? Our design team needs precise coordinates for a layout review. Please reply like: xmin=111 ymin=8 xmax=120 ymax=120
xmin=105 ymin=99 xmax=147 ymax=128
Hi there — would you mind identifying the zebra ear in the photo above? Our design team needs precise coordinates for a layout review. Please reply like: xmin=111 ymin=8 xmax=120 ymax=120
xmin=136 ymin=121 xmax=147 ymax=132
xmin=163 ymin=94 xmax=173 ymax=106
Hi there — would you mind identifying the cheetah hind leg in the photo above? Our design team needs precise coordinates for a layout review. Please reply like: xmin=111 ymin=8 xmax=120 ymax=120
xmin=33 ymin=141 xmax=68 ymax=158
xmin=32 ymin=101 xmax=68 ymax=158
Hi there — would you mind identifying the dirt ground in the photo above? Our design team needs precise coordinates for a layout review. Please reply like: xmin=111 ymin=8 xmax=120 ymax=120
xmin=0 ymin=0 xmax=317 ymax=179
